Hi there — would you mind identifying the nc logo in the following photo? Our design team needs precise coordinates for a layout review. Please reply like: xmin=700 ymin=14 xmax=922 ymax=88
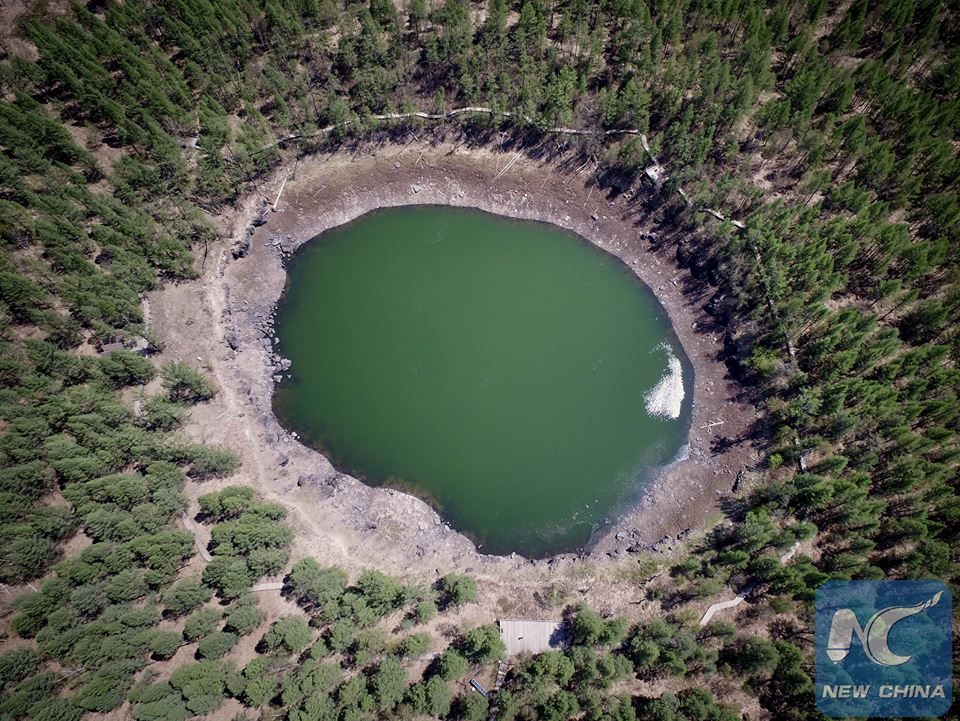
xmin=826 ymin=591 xmax=944 ymax=666
xmin=816 ymin=580 xmax=952 ymax=718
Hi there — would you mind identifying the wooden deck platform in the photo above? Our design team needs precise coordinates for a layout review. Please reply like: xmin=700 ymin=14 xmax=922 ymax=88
xmin=498 ymin=619 xmax=566 ymax=657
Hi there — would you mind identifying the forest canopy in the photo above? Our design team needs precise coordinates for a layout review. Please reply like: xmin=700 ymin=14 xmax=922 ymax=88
xmin=0 ymin=0 xmax=957 ymax=719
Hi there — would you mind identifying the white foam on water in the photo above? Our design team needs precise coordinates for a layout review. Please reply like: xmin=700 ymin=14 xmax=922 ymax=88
xmin=645 ymin=345 xmax=684 ymax=420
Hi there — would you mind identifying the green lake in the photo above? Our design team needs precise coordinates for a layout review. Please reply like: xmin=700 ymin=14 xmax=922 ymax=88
xmin=273 ymin=206 xmax=692 ymax=557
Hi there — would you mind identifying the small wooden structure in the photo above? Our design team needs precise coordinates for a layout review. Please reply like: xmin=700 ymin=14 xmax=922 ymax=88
xmin=99 ymin=341 xmax=125 ymax=357
xmin=498 ymin=619 xmax=566 ymax=657
xmin=493 ymin=661 xmax=509 ymax=690
xmin=644 ymin=163 xmax=667 ymax=189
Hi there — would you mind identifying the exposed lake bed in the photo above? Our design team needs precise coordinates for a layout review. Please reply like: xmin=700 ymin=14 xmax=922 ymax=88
xmin=147 ymin=141 xmax=759 ymax=603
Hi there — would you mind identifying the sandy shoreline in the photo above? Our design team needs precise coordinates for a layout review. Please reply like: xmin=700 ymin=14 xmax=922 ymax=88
xmin=148 ymin=139 xmax=759 ymax=615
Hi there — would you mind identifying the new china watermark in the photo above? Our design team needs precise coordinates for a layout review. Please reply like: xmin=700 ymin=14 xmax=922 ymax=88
xmin=815 ymin=580 xmax=952 ymax=717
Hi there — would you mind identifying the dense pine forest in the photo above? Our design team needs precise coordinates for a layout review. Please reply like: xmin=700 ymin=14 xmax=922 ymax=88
xmin=0 ymin=0 xmax=957 ymax=719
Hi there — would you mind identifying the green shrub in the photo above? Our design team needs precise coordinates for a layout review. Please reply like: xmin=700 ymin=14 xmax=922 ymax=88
xmin=437 ymin=649 xmax=469 ymax=681
xmin=182 ymin=608 xmax=222 ymax=641
xmin=438 ymin=573 xmax=477 ymax=608
xmin=413 ymin=600 xmax=437 ymax=624
xmin=224 ymin=603 xmax=266 ymax=636
xmin=261 ymin=615 xmax=312 ymax=655
xmin=187 ymin=446 xmax=240 ymax=480
xmin=0 ymin=647 xmax=41 ymax=687
xmin=161 ymin=575 xmax=212 ymax=616
xmin=458 ymin=624 xmax=505 ymax=664
xmin=397 ymin=632 xmax=431 ymax=659
xmin=150 ymin=630 xmax=183 ymax=660
xmin=161 ymin=362 xmax=216 ymax=403
xmin=197 ymin=631 xmax=238 ymax=659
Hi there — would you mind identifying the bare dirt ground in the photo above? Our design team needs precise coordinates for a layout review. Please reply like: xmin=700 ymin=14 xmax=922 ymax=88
xmin=148 ymin=139 xmax=760 ymax=622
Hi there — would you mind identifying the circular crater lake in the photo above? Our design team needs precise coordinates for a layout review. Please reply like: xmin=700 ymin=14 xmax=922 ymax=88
xmin=273 ymin=206 xmax=692 ymax=557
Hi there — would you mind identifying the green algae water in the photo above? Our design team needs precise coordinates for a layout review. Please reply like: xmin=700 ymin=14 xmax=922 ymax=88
xmin=273 ymin=206 xmax=692 ymax=557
